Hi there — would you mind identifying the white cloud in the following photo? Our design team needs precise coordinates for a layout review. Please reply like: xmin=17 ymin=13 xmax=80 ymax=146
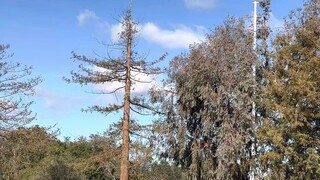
xmin=78 ymin=9 xmax=99 ymax=26
xmin=141 ymin=23 xmax=205 ymax=49
xmin=36 ymin=88 xmax=87 ymax=113
xmin=92 ymin=66 xmax=156 ymax=95
xmin=130 ymin=70 xmax=156 ymax=94
xmin=184 ymin=0 xmax=218 ymax=9
xmin=77 ymin=9 xmax=109 ymax=32
xmin=111 ymin=22 xmax=205 ymax=49
xmin=111 ymin=23 xmax=123 ymax=42
xmin=269 ymin=12 xmax=284 ymax=31
xmin=77 ymin=9 xmax=205 ymax=49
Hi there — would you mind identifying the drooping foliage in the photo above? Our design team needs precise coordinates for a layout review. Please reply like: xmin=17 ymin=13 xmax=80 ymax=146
xmin=153 ymin=17 xmax=257 ymax=179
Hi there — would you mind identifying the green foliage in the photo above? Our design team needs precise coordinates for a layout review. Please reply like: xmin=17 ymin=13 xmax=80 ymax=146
xmin=145 ymin=160 xmax=188 ymax=180
xmin=0 ymin=125 xmax=156 ymax=179
xmin=0 ymin=126 xmax=57 ymax=179
xmin=65 ymin=137 xmax=93 ymax=159
xmin=257 ymin=0 xmax=320 ymax=179
xmin=26 ymin=158 xmax=86 ymax=180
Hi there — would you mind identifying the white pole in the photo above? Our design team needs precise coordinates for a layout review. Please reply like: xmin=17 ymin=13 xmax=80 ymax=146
xmin=250 ymin=1 xmax=258 ymax=180
xmin=253 ymin=0 xmax=258 ymax=51
xmin=252 ymin=0 xmax=257 ymax=120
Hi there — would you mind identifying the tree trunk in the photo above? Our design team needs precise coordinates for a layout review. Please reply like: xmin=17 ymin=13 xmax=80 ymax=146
xmin=120 ymin=22 xmax=132 ymax=180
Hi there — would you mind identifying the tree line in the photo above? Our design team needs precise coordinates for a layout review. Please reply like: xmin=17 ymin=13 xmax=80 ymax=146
xmin=0 ymin=0 xmax=319 ymax=179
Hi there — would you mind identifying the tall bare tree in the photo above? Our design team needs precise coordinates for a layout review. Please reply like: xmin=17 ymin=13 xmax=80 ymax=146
xmin=0 ymin=44 xmax=41 ymax=132
xmin=65 ymin=6 xmax=165 ymax=180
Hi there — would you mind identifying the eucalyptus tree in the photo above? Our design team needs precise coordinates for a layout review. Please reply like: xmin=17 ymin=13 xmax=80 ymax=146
xmin=256 ymin=0 xmax=272 ymax=68
xmin=65 ymin=7 xmax=165 ymax=180
xmin=152 ymin=17 xmax=257 ymax=179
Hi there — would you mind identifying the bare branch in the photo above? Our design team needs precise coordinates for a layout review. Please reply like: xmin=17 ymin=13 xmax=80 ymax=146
xmin=130 ymin=99 xmax=165 ymax=115
xmin=130 ymin=106 xmax=153 ymax=116
xmin=86 ymin=86 xmax=125 ymax=95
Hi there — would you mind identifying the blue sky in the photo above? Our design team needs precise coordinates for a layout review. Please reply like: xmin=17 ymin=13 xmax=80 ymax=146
xmin=1 ymin=0 xmax=304 ymax=139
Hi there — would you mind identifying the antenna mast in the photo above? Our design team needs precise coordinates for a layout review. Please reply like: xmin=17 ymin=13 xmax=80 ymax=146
xmin=250 ymin=1 xmax=258 ymax=180
xmin=253 ymin=0 xmax=258 ymax=51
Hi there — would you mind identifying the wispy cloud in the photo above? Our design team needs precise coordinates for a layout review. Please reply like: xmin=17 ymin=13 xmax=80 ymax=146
xmin=111 ymin=22 xmax=206 ymax=49
xmin=141 ymin=23 xmax=205 ymax=49
xmin=92 ymin=66 xmax=156 ymax=96
xmin=78 ymin=9 xmax=205 ymax=49
xmin=36 ymin=88 xmax=88 ymax=114
xmin=77 ymin=9 xmax=109 ymax=32
xmin=269 ymin=12 xmax=284 ymax=31
xmin=184 ymin=0 xmax=218 ymax=10
xmin=78 ymin=9 xmax=99 ymax=26
xmin=111 ymin=23 xmax=123 ymax=42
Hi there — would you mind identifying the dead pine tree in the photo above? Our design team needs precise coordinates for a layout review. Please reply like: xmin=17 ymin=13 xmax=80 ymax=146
xmin=65 ymin=5 xmax=166 ymax=180
xmin=0 ymin=44 xmax=41 ymax=131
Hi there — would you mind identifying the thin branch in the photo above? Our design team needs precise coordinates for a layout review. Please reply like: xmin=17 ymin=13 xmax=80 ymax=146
xmin=130 ymin=76 xmax=153 ymax=83
xmin=130 ymin=100 xmax=165 ymax=115
xmin=86 ymin=86 xmax=125 ymax=95
xmin=130 ymin=106 xmax=153 ymax=116
xmin=130 ymin=130 xmax=155 ymax=141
